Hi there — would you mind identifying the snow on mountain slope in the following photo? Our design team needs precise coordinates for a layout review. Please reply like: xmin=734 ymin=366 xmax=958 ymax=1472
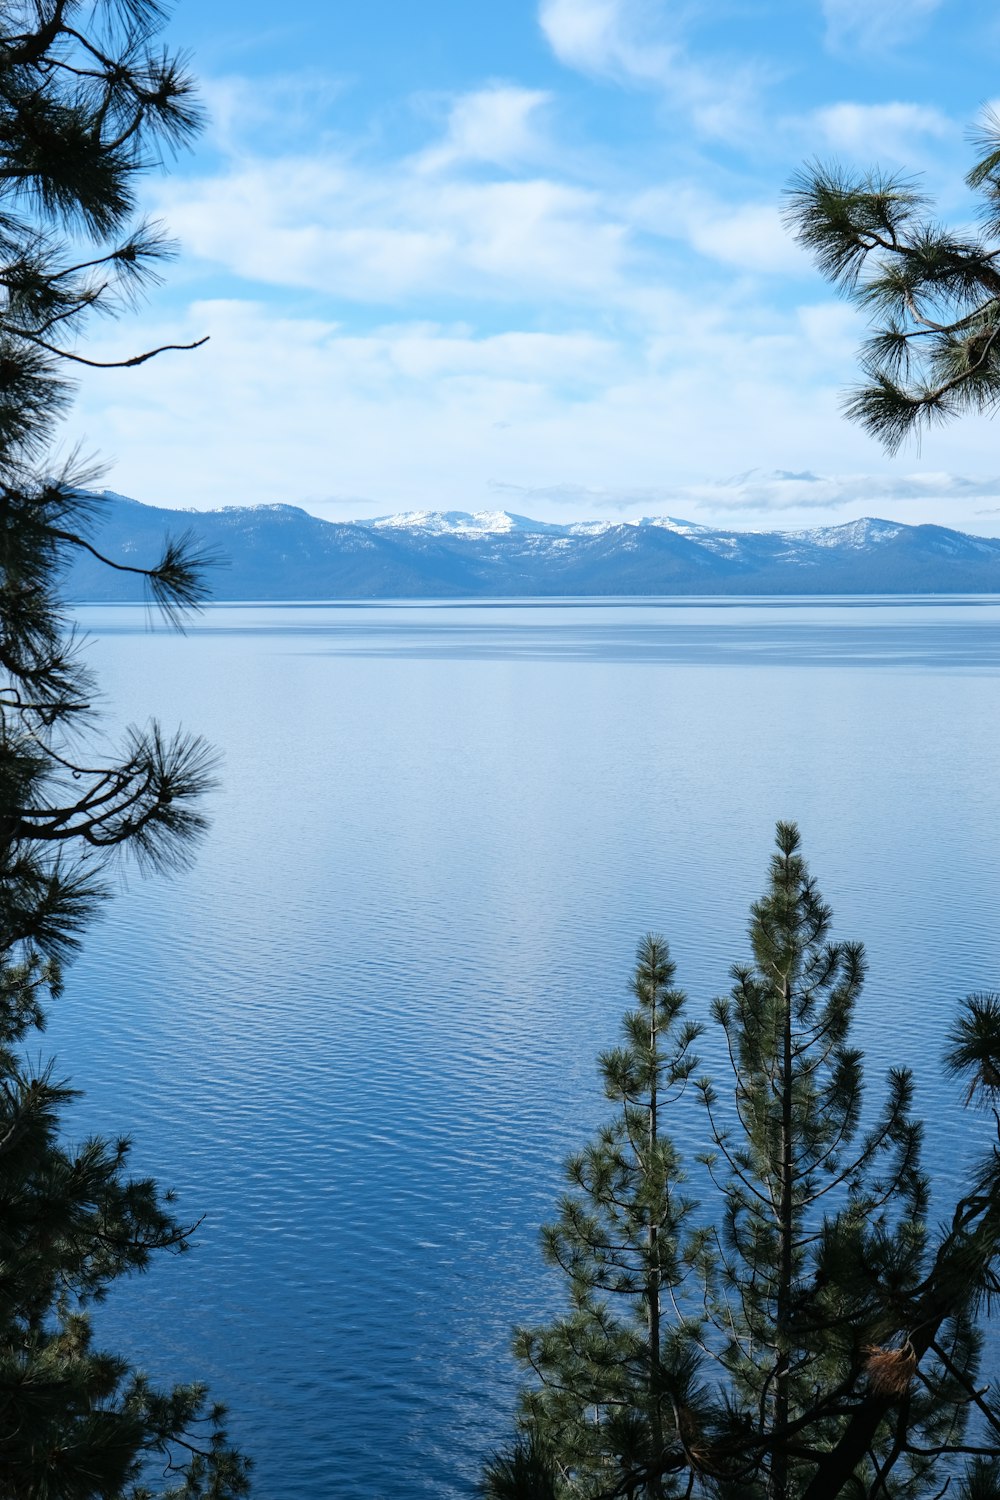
xmin=65 ymin=491 xmax=1000 ymax=599
xmin=363 ymin=510 xmax=718 ymax=539
xmin=363 ymin=509 xmax=566 ymax=536
xmin=784 ymin=518 xmax=905 ymax=550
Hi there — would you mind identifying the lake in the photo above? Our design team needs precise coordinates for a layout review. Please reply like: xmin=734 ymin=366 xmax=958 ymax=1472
xmin=47 ymin=597 xmax=1000 ymax=1498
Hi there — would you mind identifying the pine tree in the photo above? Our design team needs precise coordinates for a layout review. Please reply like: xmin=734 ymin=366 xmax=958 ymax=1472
xmin=784 ymin=112 xmax=1000 ymax=452
xmin=485 ymin=825 xmax=1000 ymax=1500
xmin=508 ymin=936 xmax=702 ymax=1496
xmin=0 ymin=3 xmax=250 ymax=1493
xmin=694 ymin=823 xmax=926 ymax=1500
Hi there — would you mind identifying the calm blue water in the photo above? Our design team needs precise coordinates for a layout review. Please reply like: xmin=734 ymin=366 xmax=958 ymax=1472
xmin=47 ymin=597 xmax=1000 ymax=1499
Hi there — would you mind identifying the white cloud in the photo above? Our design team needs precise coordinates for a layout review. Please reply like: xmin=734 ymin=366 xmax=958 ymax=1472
xmin=200 ymin=72 xmax=347 ymax=155
xmin=537 ymin=0 xmax=761 ymax=140
xmin=539 ymin=0 xmax=643 ymax=75
xmin=417 ymin=85 xmax=552 ymax=173
xmin=170 ymin=79 xmax=624 ymax=308
xmin=159 ymin=97 xmax=819 ymax=312
xmin=633 ymin=186 xmax=808 ymax=274
xmin=156 ymin=161 xmax=630 ymax=303
xmin=795 ymin=301 xmax=865 ymax=356
xmin=812 ymin=101 xmax=955 ymax=163
xmin=67 ymin=292 xmax=1000 ymax=538
xmin=376 ymin=326 xmax=618 ymax=381
xmin=822 ymin=0 xmax=944 ymax=55
xmin=677 ymin=469 xmax=1000 ymax=513
xmin=492 ymin=470 xmax=1000 ymax=523
xmin=62 ymin=294 xmax=863 ymax=508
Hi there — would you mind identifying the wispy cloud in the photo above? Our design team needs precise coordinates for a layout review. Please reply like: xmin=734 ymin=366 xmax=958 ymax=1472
xmin=539 ymin=0 xmax=668 ymax=81
xmin=157 ymin=159 xmax=631 ymax=304
xmin=688 ymin=469 xmax=1000 ymax=513
xmin=537 ymin=0 xmax=762 ymax=140
xmin=416 ymin=85 xmax=553 ymax=173
xmin=493 ymin=470 xmax=1000 ymax=518
xmin=73 ymin=287 xmax=1000 ymax=536
xmin=632 ymin=186 xmax=808 ymax=274
xmin=159 ymin=80 xmax=821 ymax=312
xmin=490 ymin=479 xmax=678 ymax=512
xmin=821 ymin=0 xmax=945 ymax=56
xmin=200 ymin=72 xmax=347 ymax=154
xmin=810 ymin=101 xmax=955 ymax=163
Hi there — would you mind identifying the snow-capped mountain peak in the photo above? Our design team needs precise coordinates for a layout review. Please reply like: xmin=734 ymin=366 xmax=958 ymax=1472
xmin=363 ymin=509 xmax=565 ymax=536
xmin=65 ymin=492 xmax=1000 ymax=600
xmin=364 ymin=510 xmax=716 ymax=540
xmin=785 ymin=517 xmax=906 ymax=550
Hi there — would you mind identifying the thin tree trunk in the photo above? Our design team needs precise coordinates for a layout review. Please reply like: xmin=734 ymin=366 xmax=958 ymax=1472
xmin=773 ymin=971 xmax=793 ymax=1500
xmin=648 ymin=988 xmax=664 ymax=1496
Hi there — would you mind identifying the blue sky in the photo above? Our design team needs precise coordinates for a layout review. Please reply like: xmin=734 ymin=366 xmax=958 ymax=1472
xmin=70 ymin=0 xmax=1000 ymax=532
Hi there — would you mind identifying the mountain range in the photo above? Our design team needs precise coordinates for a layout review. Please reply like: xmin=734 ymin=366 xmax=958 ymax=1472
xmin=62 ymin=492 xmax=1000 ymax=599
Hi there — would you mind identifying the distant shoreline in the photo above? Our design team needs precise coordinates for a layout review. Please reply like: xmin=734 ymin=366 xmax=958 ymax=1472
xmin=64 ymin=493 xmax=1000 ymax=600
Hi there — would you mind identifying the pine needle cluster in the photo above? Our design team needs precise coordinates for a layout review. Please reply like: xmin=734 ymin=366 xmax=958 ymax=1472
xmin=785 ymin=115 xmax=1000 ymax=452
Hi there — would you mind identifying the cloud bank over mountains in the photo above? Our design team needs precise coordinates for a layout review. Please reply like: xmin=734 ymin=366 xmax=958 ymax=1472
xmin=489 ymin=471 xmax=1000 ymax=520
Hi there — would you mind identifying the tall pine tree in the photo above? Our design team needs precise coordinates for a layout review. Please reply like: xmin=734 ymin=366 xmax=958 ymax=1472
xmin=511 ymin=936 xmax=702 ymax=1495
xmin=0 ymin=2 xmax=249 ymax=1493
xmin=485 ymin=825 xmax=1000 ymax=1500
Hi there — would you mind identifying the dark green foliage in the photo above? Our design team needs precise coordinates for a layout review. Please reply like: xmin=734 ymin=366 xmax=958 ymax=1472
xmin=483 ymin=1434 xmax=560 ymax=1500
xmin=0 ymin=1061 xmax=249 ymax=1498
xmin=0 ymin=3 xmax=250 ymax=1494
xmin=487 ymin=825 xmax=1000 ymax=1500
xmin=945 ymin=993 xmax=1000 ymax=1106
xmin=785 ymin=115 xmax=1000 ymax=451
xmin=512 ymin=936 xmax=702 ymax=1494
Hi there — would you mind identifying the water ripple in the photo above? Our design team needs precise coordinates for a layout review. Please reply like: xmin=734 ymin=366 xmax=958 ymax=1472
xmin=44 ymin=601 xmax=1000 ymax=1499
